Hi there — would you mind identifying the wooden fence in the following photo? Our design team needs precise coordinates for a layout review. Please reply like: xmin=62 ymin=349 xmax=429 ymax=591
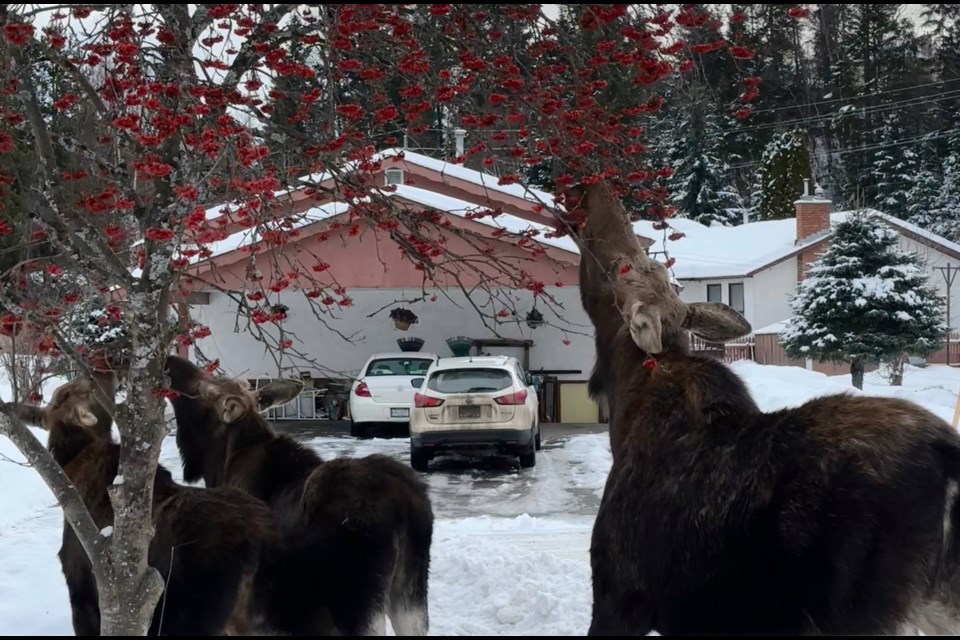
xmin=690 ymin=331 xmax=960 ymax=372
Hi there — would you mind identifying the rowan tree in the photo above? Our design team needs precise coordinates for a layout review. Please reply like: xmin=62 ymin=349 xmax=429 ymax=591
xmin=0 ymin=4 xmax=758 ymax=634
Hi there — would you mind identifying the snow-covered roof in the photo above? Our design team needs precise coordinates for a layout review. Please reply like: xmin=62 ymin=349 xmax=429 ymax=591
xmin=299 ymin=148 xmax=558 ymax=210
xmin=377 ymin=148 xmax=557 ymax=208
xmin=753 ymin=319 xmax=791 ymax=335
xmin=182 ymin=184 xmax=578 ymax=268
xmin=860 ymin=210 xmax=960 ymax=259
xmin=639 ymin=205 xmax=960 ymax=281
xmin=391 ymin=184 xmax=579 ymax=255
xmin=635 ymin=213 xmax=848 ymax=280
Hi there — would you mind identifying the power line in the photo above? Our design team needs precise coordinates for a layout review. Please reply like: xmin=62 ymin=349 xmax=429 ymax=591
xmin=747 ymin=77 xmax=960 ymax=116
xmin=727 ymin=127 xmax=960 ymax=172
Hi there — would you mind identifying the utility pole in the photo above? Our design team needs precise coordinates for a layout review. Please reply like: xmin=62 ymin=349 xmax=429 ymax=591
xmin=935 ymin=263 xmax=960 ymax=366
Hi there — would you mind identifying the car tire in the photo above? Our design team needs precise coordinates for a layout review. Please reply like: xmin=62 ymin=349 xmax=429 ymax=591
xmin=519 ymin=446 xmax=536 ymax=469
xmin=534 ymin=425 xmax=542 ymax=451
xmin=410 ymin=444 xmax=430 ymax=472
xmin=350 ymin=421 xmax=369 ymax=439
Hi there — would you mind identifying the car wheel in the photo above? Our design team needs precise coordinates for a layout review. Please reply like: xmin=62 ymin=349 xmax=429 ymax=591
xmin=519 ymin=446 xmax=536 ymax=469
xmin=534 ymin=425 xmax=542 ymax=451
xmin=410 ymin=444 xmax=430 ymax=472
xmin=350 ymin=421 xmax=368 ymax=439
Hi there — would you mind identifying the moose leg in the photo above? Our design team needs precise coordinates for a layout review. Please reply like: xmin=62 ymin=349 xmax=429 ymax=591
xmin=588 ymin=586 xmax=653 ymax=636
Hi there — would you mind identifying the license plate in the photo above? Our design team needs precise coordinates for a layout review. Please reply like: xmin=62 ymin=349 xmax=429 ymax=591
xmin=458 ymin=405 xmax=481 ymax=419
xmin=390 ymin=408 xmax=410 ymax=418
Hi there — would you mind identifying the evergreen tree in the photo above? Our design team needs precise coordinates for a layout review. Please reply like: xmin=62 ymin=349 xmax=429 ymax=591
xmin=916 ymin=151 xmax=960 ymax=242
xmin=869 ymin=112 xmax=920 ymax=219
xmin=830 ymin=7 xmax=931 ymax=207
xmin=664 ymin=4 xmax=742 ymax=226
xmin=781 ymin=213 xmax=946 ymax=389
xmin=666 ymin=105 xmax=742 ymax=226
xmin=757 ymin=129 xmax=811 ymax=220
xmin=920 ymin=5 xmax=960 ymax=134
xmin=904 ymin=163 xmax=943 ymax=232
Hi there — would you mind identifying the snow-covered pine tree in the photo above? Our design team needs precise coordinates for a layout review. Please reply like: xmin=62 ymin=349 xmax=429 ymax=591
xmin=757 ymin=129 xmax=810 ymax=220
xmin=915 ymin=151 xmax=960 ymax=243
xmin=870 ymin=112 xmax=919 ymax=220
xmin=781 ymin=212 xmax=946 ymax=389
xmin=666 ymin=103 xmax=742 ymax=226
xmin=904 ymin=163 xmax=944 ymax=234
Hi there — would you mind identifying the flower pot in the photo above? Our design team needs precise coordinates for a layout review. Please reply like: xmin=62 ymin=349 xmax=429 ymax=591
xmin=394 ymin=319 xmax=411 ymax=331
xmin=398 ymin=337 xmax=424 ymax=352
xmin=446 ymin=336 xmax=472 ymax=357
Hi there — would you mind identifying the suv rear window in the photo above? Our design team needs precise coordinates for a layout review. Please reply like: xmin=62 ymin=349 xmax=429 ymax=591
xmin=427 ymin=368 xmax=513 ymax=394
xmin=365 ymin=358 xmax=433 ymax=376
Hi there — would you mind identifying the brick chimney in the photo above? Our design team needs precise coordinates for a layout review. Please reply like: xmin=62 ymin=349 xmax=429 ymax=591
xmin=794 ymin=178 xmax=832 ymax=245
xmin=795 ymin=179 xmax=833 ymax=282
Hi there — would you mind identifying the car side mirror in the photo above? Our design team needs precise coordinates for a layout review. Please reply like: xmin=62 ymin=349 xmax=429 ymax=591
xmin=531 ymin=375 xmax=543 ymax=386
xmin=411 ymin=377 xmax=425 ymax=389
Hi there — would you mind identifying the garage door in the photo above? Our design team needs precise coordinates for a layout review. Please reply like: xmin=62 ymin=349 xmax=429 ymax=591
xmin=559 ymin=382 xmax=600 ymax=424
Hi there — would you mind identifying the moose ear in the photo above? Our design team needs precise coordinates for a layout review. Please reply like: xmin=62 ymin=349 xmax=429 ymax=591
xmin=73 ymin=406 xmax=99 ymax=428
xmin=3 ymin=403 xmax=46 ymax=428
xmin=683 ymin=302 xmax=752 ymax=343
xmin=625 ymin=301 xmax=663 ymax=355
xmin=255 ymin=379 xmax=304 ymax=412
xmin=221 ymin=396 xmax=247 ymax=424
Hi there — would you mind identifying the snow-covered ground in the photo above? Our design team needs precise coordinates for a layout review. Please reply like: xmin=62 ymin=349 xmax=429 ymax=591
xmin=2 ymin=362 xmax=960 ymax=635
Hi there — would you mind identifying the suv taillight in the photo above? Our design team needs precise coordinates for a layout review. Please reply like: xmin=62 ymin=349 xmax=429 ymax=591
xmin=354 ymin=382 xmax=371 ymax=397
xmin=494 ymin=389 xmax=528 ymax=405
xmin=414 ymin=392 xmax=444 ymax=408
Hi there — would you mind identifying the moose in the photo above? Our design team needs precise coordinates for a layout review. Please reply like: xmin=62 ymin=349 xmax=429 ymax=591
xmin=163 ymin=355 xmax=435 ymax=636
xmin=6 ymin=373 xmax=275 ymax=636
xmin=566 ymin=180 xmax=960 ymax=635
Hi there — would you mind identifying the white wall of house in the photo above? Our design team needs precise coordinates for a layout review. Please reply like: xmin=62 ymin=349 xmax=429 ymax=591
xmin=679 ymin=234 xmax=960 ymax=334
xmin=678 ymin=277 xmax=756 ymax=332
xmin=898 ymin=236 xmax=960 ymax=329
xmin=750 ymin=258 xmax=798 ymax=330
xmin=188 ymin=286 xmax=596 ymax=382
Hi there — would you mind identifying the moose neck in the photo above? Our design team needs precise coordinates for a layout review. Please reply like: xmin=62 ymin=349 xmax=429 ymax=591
xmin=225 ymin=409 xmax=277 ymax=454
xmin=88 ymin=370 xmax=117 ymax=442
xmin=47 ymin=420 xmax=97 ymax=469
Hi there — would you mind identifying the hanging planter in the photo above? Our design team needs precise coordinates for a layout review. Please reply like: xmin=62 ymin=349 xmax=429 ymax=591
xmin=389 ymin=307 xmax=418 ymax=331
xmin=446 ymin=335 xmax=472 ymax=357
xmin=397 ymin=337 xmax=425 ymax=352
xmin=525 ymin=308 xmax=544 ymax=330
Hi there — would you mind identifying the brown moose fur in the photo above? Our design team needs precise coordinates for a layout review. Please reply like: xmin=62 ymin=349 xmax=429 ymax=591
xmin=163 ymin=356 xmax=434 ymax=636
xmin=570 ymin=180 xmax=960 ymax=635
xmin=16 ymin=376 xmax=275 ymax=636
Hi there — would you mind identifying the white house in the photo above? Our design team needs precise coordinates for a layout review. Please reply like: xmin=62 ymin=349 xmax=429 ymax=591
xmin=639 ymin=183 xmax=960 ymax=333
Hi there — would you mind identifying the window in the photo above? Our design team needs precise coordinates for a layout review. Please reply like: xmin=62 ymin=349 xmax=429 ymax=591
xmin=364 ymin=357 xmax=433 ymax=376
xmin=427 ymin=368 xmax=513 ymax=394
xmin=707 ymin=283 xmax=722 ymax=303
xmin=729 ymin=283 xmax=745 ymax=314
xmin=384 ymin=168 xmax=404 ymax=186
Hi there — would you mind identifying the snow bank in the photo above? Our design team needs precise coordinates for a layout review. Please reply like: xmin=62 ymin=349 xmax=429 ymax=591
xmin=730 ymin=360 xmax=960 ymax=423
xmin=557 ymin=433 xmax=612 ymax=497
xmin=428 ymin=515 xmax=593 ymax=636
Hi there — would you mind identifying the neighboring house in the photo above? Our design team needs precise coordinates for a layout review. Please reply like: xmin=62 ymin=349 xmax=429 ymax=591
xmin=639 ymin=181 xmax=960 ymax=335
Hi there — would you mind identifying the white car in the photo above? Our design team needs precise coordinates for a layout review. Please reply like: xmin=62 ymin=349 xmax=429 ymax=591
xmin=349 ymin=352 xmax=438 ymax=438
xmin=409 ymin=355 xmax=541 ymax=472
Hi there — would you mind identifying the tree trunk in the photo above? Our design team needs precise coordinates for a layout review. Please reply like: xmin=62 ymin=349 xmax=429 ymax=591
xmin=98 ymin=292 xmax=170 ymax=635
xmin=850 ymin=360 xmax=865 ymax=390
xmin=889 ymin=355 xmax=905 ymax=387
